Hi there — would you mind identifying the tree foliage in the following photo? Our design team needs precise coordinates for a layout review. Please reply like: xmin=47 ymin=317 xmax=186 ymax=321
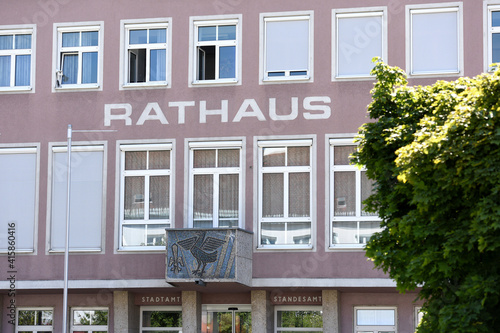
xmin=355 ymin=60 xmax=500 ymax=332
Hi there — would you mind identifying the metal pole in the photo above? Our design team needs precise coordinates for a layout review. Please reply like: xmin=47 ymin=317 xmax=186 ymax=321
xmin=62 ymin=124 xmax=72 ymax=333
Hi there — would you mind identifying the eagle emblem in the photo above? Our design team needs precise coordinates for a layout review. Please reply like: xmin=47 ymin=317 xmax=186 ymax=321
xmin=173 ymin=231 xmax=226 ymax=277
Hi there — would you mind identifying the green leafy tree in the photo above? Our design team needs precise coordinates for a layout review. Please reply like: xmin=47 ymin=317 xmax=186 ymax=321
xmin=355 ymin=60 xmax=500 ymax=333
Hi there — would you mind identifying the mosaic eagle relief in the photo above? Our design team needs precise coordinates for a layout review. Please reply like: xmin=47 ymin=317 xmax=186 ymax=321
xmin=167 ymin=230 xmax=237 ymax=280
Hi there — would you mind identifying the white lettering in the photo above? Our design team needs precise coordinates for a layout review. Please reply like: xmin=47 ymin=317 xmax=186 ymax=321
xmin=268 ymin=98 xmax=298 ymax=121
xmin=104 ymin=96 xmax=332 ymax=126
xmin=233 ymin=99 xmax=266 ymax=122
xmin=104 ymin=103 xmax=132 ymax=126
xmin=137 ymin=102 xmax=168 ymax=125
xmin=303 ymin=96 xmax=331 ymax=120
xmin=168 ymin=101 xmax=195 ymax=124
xmin=200 ymin=100 xmax=228 ymax=123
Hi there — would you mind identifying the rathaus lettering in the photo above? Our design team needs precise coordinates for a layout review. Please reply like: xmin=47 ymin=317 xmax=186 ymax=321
xmin=104 ymin=96 xmax=332 ymax=126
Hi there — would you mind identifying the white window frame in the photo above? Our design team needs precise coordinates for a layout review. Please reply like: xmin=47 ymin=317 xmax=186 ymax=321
xmin=189 ymin=15 xmax=242 ymax=87
xmin=119 ymin=143 xmax=173 ymax=251
xmin=70 ymin=307 xmax=108 ymax=333
xmin=47 ymin=144 xmax=106 ymax=253
xmin=120 ymin=18 xmax=172 ymax=90
xmin=140 ymin=306 xmax=182 ymax=332
xmin=0 ymin=145 xmax=39 ymax=254
xmin=0 ymin=24 xmax=36 ymax=93
xmin=354 ymin=306 xmax=397 ymax=333
xmin=16 ymin=307 xmax=54 ymax=332
xmin=406 ymin=3 xmax=463 ymax=77
xmin=332 ymin=7 xmax=387 ymax=80
xmin=52 ymin=21 xmax=104 ymax=91
xmin=485 ymin=3 xmax=500 ymax=72
xmin=275 ymin=305 xmax=323 ymax=332
xmin=329 ymin=138 xmax=382 ymax=250
xmin=256 ymin=138 xmax=315 ymax=250
xmin=415 ymin=306 xmax=424 ymax=330
xmin=260 ymin=11 xmax=314 ymax=84
xmin=187 ymin=140 xmax=244 ymax=228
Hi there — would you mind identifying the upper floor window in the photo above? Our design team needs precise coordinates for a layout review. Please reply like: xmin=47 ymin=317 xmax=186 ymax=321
xmin=261 ymin=12 xmax=313 ymax=83
xmin=258 ymin=139 xmax=313 ymax=248
xmin=54 ymin=22 xmax=103 ymax=90
xmin=0 ymin=147 xmax=38 ymax=253
xmin=190 ymin=15 xmax=241 ymax=86
xmin=188 ymin=141 xmax=243 ymax=228
xmin=407 ymin=4 xmax=463 ymax=76
xmin=71 ymin=308 xmax=108 ymax=333
xmin=0 ymin=25 xmax=35 ymax=92
xmin=330 ymin=139 xmax=382 ymax=249
xmin=119 ymin=143 xmax=172 ymax=250
xmin=49 ymin=145 xmax=105 ymax=252
xmin=486 ymin=5 xmax=500 ymax=71
xmin=354 ymin=307 xmax=397 ymax=333
xmin=333 ymin=8 xmax=386 ymax=79
xmin=121 ymin=18 xmax=171 ymax=89
xmin=16 ymin=308 xmax=53 ymax=333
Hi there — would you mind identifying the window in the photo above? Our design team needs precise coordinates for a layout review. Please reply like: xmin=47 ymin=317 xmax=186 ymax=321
xmin=16 ymin=308 xmax=53 ymax=333
xmin=119 ymin=144 xmax=172 ymax=250
xmin=121 ymin=19 xmax=171 ymax=88
xmin=261 ymin=12 xmax=313 ymax=82
xmin=258 ymin=139 xmax=313 ymax=247
xmin=333 ymin=8 xmax=386 ymax=79
xmin=54 ymin=22 xmax=103 ymax=89
xmin=0 ymin=147 xmax=38 ymax=253
xmin=415 ymin=306 xmax=424 ymax=330
xmin=141 ymin=306 xmax=182 ymax=332
xmin=354 ymin=307 xmax=397 ymax=333
xmin=486 ymin=5 xmax=500 ymax=71
xmin=190 ymin=15 xmax=241 ymax=86
xmin=202 ymin=305 xmax=251 ymax=333
xmin=49 ymin=145 xmax=104 ymax=252
xmin=0 ymin=25 xmax=35 ymax=92
xmin=330 ymin=139 xmax=382 ymax=249
xmin=275 ymin=306 xmax=323 ymax=332
xmin=71 ymin=308 xmax=108 ymax=333
xmin=407 ymin=4 xmax=462 ymax=76
xmin=188 ymin=141 xmax=243 ymax=228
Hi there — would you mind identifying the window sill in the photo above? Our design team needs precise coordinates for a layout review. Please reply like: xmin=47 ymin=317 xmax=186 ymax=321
xmin=121 ymin=82 xmax=169 ymax=90
xmin=256 ymin=244 xmax=313 ymax=252
xmin=54 ymin=84 xmax=101 ymax=92
xmin=0 ymin=86 xmax=33 ymax=93
xmin=332 ymin=74 xmax=375 ymax=81
xmin=48 ymin=248 xmax=102 ymax=253
xmin=408 ymin=70 xmax=461 ymax=78
xmin=117 ymin=247 xmax=166 ymax=253
xmin=190 ymin=79 xmax=239 ymax=87
xmin=261 ymin=76 xmax=311 ymax=85
xmin=328 ymin=245 xmax=367 ymax=252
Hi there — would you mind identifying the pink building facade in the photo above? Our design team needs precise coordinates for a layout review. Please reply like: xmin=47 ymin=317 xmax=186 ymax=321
xmin=0 ymin=0 xmax=495 ymax=332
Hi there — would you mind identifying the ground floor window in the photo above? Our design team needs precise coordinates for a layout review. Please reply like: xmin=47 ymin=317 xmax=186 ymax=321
xmin=354 ymin=307 xmax=397 ymax=333
xmin=275 ymin=306 xmax=323 ymax=332
xmin=70 ymin=308 xmax=108 ymax=333
xmin=140 ymin=306 xmax=182 ymax=332
xmin=202 ymin=304 xmax=251 ymax=333
xmin=16 ymin=308 xmax=53 ymax=333
xmin=415 ymin=306 xmax=424 ymax=330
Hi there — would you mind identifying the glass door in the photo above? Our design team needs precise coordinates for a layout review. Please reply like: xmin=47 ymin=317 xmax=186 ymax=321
xmin=202 ymin=305 xmax=251 ymax=333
